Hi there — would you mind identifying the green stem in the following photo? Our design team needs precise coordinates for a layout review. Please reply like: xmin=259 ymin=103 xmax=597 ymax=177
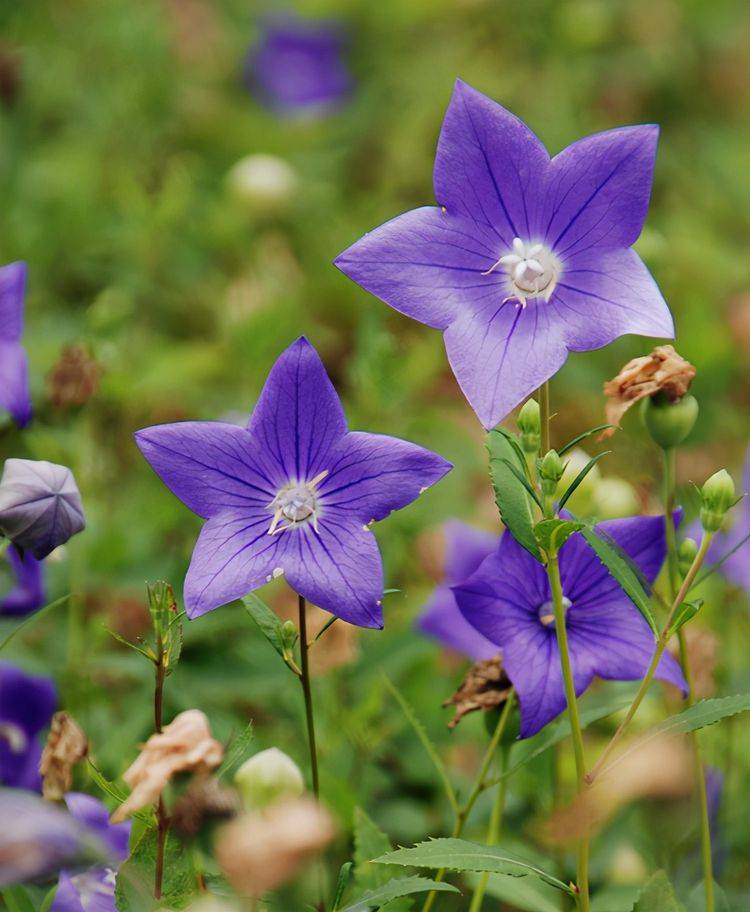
xmin=547 ymin=554 xmax=589 ymax=912
xmin=421 ymin=692 xmax=515 ymax=912
xmin=538 ymin=382 xmax=551 ymax=454
xmin=586 ymin=530 xmax=713 ymax=784
xmin=154 ymin=644 xmax=168 ymax=900
xmin=297 ymin=594 xmax=320 ymax=798
xmin=468 ymin=737 xmax=510 ymax=912
xmin=663 ymin=449 xmax=680 ymax=597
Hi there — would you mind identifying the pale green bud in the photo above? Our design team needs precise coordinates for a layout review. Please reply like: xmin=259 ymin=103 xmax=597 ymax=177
xmin=592 ymin=477 xmax=639 ymax=519
xmin=678 ymin=538 xmax=698 ymax=576
xmin=234 ymin=748 xmax=304 ymax=811
xmin=517 ymin=400 xmax=541 ymax=454
xmin=700 ymin=469 xmax=736 ymax=532
xmin=539 ymin=449 xmax=564 ymax=497
xmin=641 ymin=394 xmax=698 ymax=450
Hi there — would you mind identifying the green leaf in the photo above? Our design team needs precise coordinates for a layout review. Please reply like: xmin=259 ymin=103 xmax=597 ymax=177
xmin=1 ymin=887 xmax=37 ymax=912
xmin=466 ymin=872 xmax=563 ymax=912
xmin=353 ymin=808 xmax=401 ymax=889
xmin=557 ymin=451 xmax=611 ymax=511
xmin=331 ymin=862 xmax=353 ymax=911
xmin=338 ymin=877 xmax=459 ymax=912
xmin=534 ymin=519 xmax=584 ymax=555
xmin=115 ymin=827 xmax=196 ymax=911
xmin=217 ymin=721 xmax=254 ymax=779
xmin=242 ymin=592 xmax=291 ymax=666
xmin=632 ymin=871 xmax=685 ymax=912
xmin=668 ymin=599 xmax=703 ymax=636
xmin=87 ymin=760 xmax=151 ymax=823
xmin=383 ymin=676 xmax=458 ymax=815
xmin=487 ymin=430 xmax=541 ymax=561
xmin=629 ymin=693 xmax=750 ymax=750
xmin=375 ymin=839 xmax=574 ymax=894
xmin=557 ymin=425 xmax=615 ymax=457
xmin=0 ymin=594 xmax=71 ymax=652
xmin=580 ymin=525 xmax=658 ymax=635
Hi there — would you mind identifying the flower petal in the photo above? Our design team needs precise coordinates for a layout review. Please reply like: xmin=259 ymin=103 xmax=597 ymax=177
xmin=417 ymin=584 xmax=498 ymax=661
xmin=0 ymin=262 xmax=26 ymax=343
xmin=443 ymin=520 xmax=498 ymax=585
xmin=334 ymin=206 xmax=502 ymax=331
xmin=50 ymin=871 xmax=85 ymax=912
xmin=0 ymin=341 xmax=32 ymax=427
xmin=321 ymin=431 xmax=451 ymax=523
xmin=282 ymin=518 xmax=384 ymax=628
xmin=0 ymin=545 xmax=45 ymax=617
xmin=65 ymin=793 xmax=131 ymax=861
xmin=543 ymin=125 xmax=658 ymax=258
xmin=443 ymin=301 xmax=569 ymax=429
xmin=0 ymin=663 xmax=57 ymax=736
xmin=135 ymin=422 xmax=275 ymax=520
xmin=247 ymin=337 xmax=347 ymax=484
xmin=553 ymin=248 xmax=673 ymax=350
xmin=434 ymin=80 xmax=549 ymax=244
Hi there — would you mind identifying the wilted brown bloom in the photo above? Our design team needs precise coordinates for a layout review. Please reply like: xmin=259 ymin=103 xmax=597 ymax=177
xmin=543 ymin=735 xmax=692 ymax=845
xmin=47 ymin=345 xmax=101 ymax=409
xmin=170 ymin=775 xmax=240 ymax=839
xmin=215 ymin=797 xmax=335 ymax=897
xmin=111 ymin=710 xmax=223 ymax=823
xmin=601 ymin=345 xmax=695 ymax=438
xmin=39 ymin=712 xmax=88 ymax=800
xmin=443 ymin=656 xmax=509 ymax=729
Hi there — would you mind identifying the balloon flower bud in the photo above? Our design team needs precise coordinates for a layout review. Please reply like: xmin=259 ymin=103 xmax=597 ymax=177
xmin=640 ymin=393 xmax=699 ymax=450
xmin=226 ymin=154 xmax=298 ymax=213
xmin=0 ymin=459 xmax=85 ymax=559
xmin=700 ymin=470 xmax=736 ymax=533
xmin=517 ymin=399 xmax=541 ymax=454
xmin=539 ymin=449 xmax=564 ymax=498
xmin=678 ymin=538 xmax=698 ymax=576
xmin=234 ymin=748 xmax=304 ymax=811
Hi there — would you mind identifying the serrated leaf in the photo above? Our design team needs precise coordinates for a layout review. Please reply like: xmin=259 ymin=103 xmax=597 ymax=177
xmin=338 ymin=877 xmax=459 ymax=912
xmin=580 ymin=525 xmax=658 ymax=635
xmin=632 ymin=871 xmax=685 ymax=912
xmin=375 ymin=839 xmax=574 ymax=894
xmin=466 ymin=872 xmax=562 ymax=912
xmin=217 ymin=722 xmax=254 ymax=779
xmin=354 ymin=808 xmax=401 ymax=889
xmin=115 ymin=827 xmax=196 ymax=911
xmin=534 ymin=519 xmax=584 ymax=555
xmin=487 ymin=430 xmax=541 ymax=561
xmin=242 ymin=592 xmax=288 ymax=662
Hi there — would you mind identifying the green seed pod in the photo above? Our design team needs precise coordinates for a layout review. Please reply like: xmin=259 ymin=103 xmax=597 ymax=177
xmin=517 ymin=399 xmax=541 ymax=454
xmin=700 ymin=469 xmax=736 ymax=532
xmin=640 ymin=394 xmax=699 ymax=450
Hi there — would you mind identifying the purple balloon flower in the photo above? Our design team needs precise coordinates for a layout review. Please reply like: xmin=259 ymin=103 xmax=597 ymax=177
xmin=417 ymin=521 xmax=499 ymax=661
xmin=454 ymin=516 xmax=686 ymax=738
xmin=0 ymin=545 xmax=45 ymax=616
xmin=335 ymin=80 xmax=674 ymax=429
xmin=0 ymin=262 xmax=32 ymax=428
xmin=0 ymin=459 xmax=86 ymax=560
xmin=245 ymin=15 xmax=351 ymax=118
xmin=136 ymin=337 xmax=451 ymax=628
xmin=50 ymin=793 xmax=131 ymax=912
xmin=0 ymin=663 xmax=56 ymax=791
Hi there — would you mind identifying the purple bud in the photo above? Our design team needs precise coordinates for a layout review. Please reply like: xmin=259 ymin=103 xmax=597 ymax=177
xmin=0 ymin=460 xmax=85 ymax=559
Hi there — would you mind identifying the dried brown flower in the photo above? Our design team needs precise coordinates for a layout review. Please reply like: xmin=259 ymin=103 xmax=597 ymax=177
xmin=39 ymin=712 xmax=88 ymax=800
xmin=443 ymin=656 xmax=509 ymax=729
xmin=215 ymin=797 xmax=335 ymax=897
xmin=601 ymin=345 xmax=695 ymax=438
xmin=170 ymin=775 xmax=240 ymax=839
xmin=47 ymin=345 xmax=101 ymax=409
xmin=111 ymin=710 xmax=223 ymax=823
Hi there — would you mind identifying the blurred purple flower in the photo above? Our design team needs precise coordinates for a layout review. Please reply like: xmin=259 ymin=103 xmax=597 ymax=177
xmin=335 ymin=80 xmax=673 ymax=429
xmin=0 ymin=261 xmax=32 ymax=428
xmin=245 ymin=15 xmax=351 ymax=118
xmin=454 ymin=516 xmax=686 ymax=737
xmin=50 ymin=793 xmax=131 ymax=912
xmin=0 ymin=789 xmax=114 ymax=888
xmin=0 ymin=545 xmax=45 ymax=616
xmin=417 ymin=521 xmax=499 ymax=660
xmin=136 ymin=337 xmax=451 ymax=628
xmin=0 ymin=663 xmax=56 ymax=791
xmin=0 ymin=459 xmax=86 ymax=560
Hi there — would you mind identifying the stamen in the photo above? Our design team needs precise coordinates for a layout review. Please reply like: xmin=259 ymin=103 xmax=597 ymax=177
xmin=267 ymin=471 xmax=328 ymax=536
xmin=484 ymin=237 xmax=560 ymax=308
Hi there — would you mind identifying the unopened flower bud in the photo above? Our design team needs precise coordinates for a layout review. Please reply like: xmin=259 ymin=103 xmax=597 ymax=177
xmin=226 ymin=154 xmax=298 ymax=213
xmin=517 ymin=399 xmax=541 ymax=454
xmin=280 ymin=619 xmax=298 ymax=651
xmin=592 ymin=477 xmax=639 ymax=520
xmin=539 ymin=449 xmax=564 ymax=497
xmin=700 ymin=469 xmax=736 ymax=532
xmin=640 ymin=393 xmax=699 ymax=450
xmin=678 ymin=538 xmax=698 ymax=576
xmin=0 ymin=459 xmax=86 ymax=559
xmin=234 ymin=748 xmax=304 ymax=811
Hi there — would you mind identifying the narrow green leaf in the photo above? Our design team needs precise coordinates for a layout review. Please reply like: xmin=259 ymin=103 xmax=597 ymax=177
xmin=668 ymin=599 xmax=703 ymax=636
xmin=695 ymin=529 xmax=750 ymax=585
xmin=502 ymin=459 xmax=543 ymax=509
xmin=0 ymin=594 xmax=72 ymax=652
xmin=558 ymin=425 xmax=615 ymax=457
xmin=557 ymin=451 xmax=611 ymax=511
xmin=339 ymin=877 xmax=459 ymax=912
xmin=1 ymin=887 xmax=37 ymax=912
xmin=242 ymin=593 xmax=289 ymax=663
xmin=217 ymin=722 xmax=254 ymax=779
xmin=580 ymin=526 xmax=658 ymax=635
xmin=375 ymin=839 xmax=574 ymax=894
xmin=632 ymin=871 xmax=685 ymax=912
xmin=496 ymin=427 xmax=533 ymax=478
xmin=87 ymin=761 xmax=151 ymax=823
xmin=331 ymin=862 xmax=353 ymax=911
xmin=383 ymin=676 xmax=458 ymax=815
xmin=534 ymin=519 xmax=584 ymax=555
xmin=487 ymin=430 xmax=541 ymax=561
xmin=353 ymin=808 xmax=401 ymax=890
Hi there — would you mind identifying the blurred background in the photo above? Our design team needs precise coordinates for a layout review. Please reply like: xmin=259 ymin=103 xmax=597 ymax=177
xmin=1 ymin=0 xmax=750 ymax=908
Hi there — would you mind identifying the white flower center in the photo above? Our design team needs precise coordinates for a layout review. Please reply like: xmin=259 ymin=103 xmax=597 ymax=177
xmin=483 ymin=237 xmax=560 ymax=308
xmin=267 ymin=470 xmax=328 ymax=535
xmin=0 ymin=722 xmax=27 ymax=753
xmin=538 ymin=596 xmax=572 ymax=627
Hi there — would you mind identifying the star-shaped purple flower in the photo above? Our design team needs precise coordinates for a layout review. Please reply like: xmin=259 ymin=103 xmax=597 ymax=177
xmin=0 ymin=545 xmax=45 ymax=617
xmin=245 ymin=15 xmax=352 ymax=118
xmin=136 ymin=337 xmax=451 ymax=627
xmin=454 ymin=516 xmax=686 ymax=737
xmin=0 ymin=262 xmax=32 ymax=428
xmin=0 ymin=663 xmax=57 ymax=791
xmin=417 ymin=521 xmax=499 ymax=661
xmin=335 ymin=80 xmax=673 ymax=429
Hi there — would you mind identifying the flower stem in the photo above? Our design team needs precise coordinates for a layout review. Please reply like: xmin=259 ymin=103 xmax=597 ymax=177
xmin=154 ymin=642 xmax=168 ymax=900
xmin=538 ymin=382 xmax=551 ymax=454
xmin=586 ymin=531 xmax=713 ymax=784
xmin=298 ymin=595 xmax=320 ymax=798
xmin=420 ymin=691 xmax=515 ymax=912
xmin=546 ymin=553 xmax=589 ymax=912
